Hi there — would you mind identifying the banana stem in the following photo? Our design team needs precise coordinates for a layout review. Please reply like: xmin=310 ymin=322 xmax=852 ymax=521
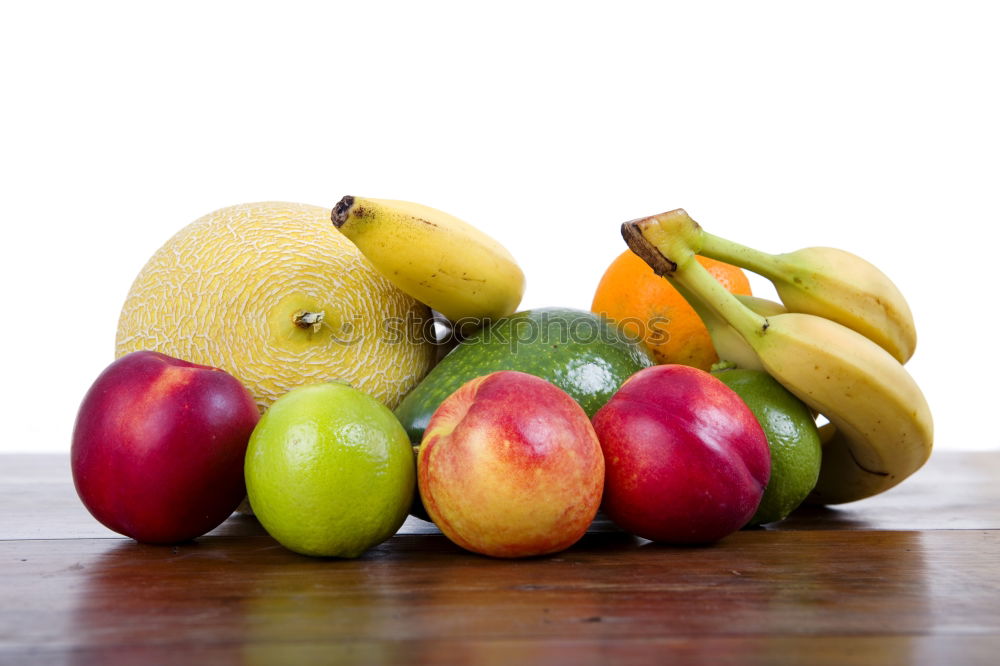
xmin=699 ymin=231 xmax=780 ymax=278
xmin=331 ymin=196 xmax=356 ymax=229
xmin=672 ymin=280 xmax=729 ymax=337
xmin=671 ymin=256 xmax=766 ymax=341
xmin=622 ymin=213 xmax=766 ymax=342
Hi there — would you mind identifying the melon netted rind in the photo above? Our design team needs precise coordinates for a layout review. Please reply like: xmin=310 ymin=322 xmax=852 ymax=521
xmin=116 ymin=202 xmax=436 ymax=410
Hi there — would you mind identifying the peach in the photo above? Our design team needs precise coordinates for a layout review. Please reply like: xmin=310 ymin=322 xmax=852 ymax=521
xmin=418 ymin=371 xmax=604 ymax=558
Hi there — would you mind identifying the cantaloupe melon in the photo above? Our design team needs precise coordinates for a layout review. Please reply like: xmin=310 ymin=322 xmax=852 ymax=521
xmin=116 ymin=202 xmax=436 ymax=409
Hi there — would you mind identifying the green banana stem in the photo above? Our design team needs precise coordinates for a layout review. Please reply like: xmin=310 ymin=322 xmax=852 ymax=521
xmin=671 ymin=253 xmax=767 ymax=342
xmin=621 ymin=211 xmax=767 ymax=343
xmin=698 ymin=231 xmax=781 ymax=278
xmin=672 ymin=280 xmax=728 ymax=336
xmin=673 ymin=281 xmax=762 ymax=370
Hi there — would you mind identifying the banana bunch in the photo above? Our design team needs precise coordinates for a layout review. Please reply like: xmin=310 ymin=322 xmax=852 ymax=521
xmin=622 ymin=209 xmax=932 ymax=504
xmin=332 ymin=196 xmax=525 ymax=330
xmin=697 ymin=229 xmax=917 ymax=364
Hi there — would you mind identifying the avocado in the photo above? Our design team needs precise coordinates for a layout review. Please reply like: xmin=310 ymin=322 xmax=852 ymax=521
xmin=394 ymin=307 xmax=653 ymax=443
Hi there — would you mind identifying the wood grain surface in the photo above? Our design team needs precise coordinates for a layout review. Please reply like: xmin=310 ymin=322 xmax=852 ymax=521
xmin=2 ymin=452 xmax=999 ymax=665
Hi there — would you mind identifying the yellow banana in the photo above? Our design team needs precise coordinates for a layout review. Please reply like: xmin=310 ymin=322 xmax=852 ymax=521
xmin=623 ymin=210 xmax=932 ymax=504
xmin=332 ymin=196 xmax=525 ymax=327
xmin=735 ymin=294 xmax=788 ymax=319
xmin=647 ymin=212 xmax=917 ymax=363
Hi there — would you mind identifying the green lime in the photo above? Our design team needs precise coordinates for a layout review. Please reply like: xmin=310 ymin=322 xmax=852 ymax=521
xmin=713 ymin=367 xmax=822 ymax=526
xmin=245 ymin=382 xmax=415 ymax=557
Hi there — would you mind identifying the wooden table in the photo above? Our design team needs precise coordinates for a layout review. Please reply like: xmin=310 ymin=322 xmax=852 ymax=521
xmin=2 ymin=452 xmax=999 ymax=665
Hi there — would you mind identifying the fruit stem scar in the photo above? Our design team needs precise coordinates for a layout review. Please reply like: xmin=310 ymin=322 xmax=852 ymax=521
xmin=621 ymin=222 xmax=676 ymax=276
xmin=293 ymin=310 xmax=325 ymax=332
xmin=331 ymin=196 xmax=355 ymax=228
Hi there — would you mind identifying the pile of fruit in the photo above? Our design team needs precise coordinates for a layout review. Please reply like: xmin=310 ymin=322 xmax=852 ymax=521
xmin=71 ymin=198 xmax=933 ymax=558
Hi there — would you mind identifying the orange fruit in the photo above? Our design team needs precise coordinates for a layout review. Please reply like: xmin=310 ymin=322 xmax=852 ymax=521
xmin=591 ymin=250 xmax=751 ymax=371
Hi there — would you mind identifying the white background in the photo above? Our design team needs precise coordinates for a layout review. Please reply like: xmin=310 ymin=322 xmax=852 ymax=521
xmin=2 ymin=1 xmax=996 ymax=453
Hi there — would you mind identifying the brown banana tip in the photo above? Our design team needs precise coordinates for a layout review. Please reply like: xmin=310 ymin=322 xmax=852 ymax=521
xmin=621 ymin=220 xmax=677 ymax=277
xmin=331 ymin=195 xmax=355 ymax=228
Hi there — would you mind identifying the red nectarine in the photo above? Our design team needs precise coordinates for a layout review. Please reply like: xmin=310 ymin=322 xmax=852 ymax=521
xmin=592 ymin=364 xmax=770 ymax=544
xmin=72 ymin=351 xmax=259 ymax=544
